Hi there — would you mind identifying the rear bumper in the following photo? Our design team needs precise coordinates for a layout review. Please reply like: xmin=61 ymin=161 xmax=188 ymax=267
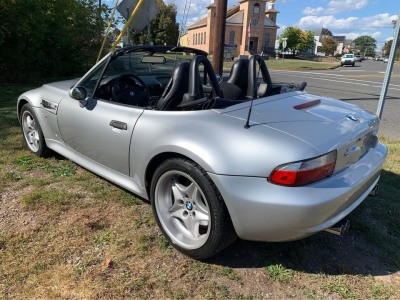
xmin=342 ymin=60 xmax=355 ymax=65
xmin=208 ymin=142 xmax=387 ymax=242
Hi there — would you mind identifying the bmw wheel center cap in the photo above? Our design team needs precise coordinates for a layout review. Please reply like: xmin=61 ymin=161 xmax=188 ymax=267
xmin=186 ymin=202 xmax=193 ymax=211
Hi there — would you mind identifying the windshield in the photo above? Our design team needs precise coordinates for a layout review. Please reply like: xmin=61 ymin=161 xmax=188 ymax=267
xmin=103 ymin=51 xmax=192 ymax=78
xmin=344 ymin=54 xmax=354 ymax=58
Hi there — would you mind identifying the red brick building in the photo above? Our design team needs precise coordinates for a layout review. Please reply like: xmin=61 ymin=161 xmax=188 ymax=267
xmin=187 ymin=0 xmax=279 ymax=56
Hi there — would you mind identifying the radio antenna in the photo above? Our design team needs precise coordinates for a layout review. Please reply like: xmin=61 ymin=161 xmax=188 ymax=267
xmin=244 ymin=63 xmax=260 ymax=129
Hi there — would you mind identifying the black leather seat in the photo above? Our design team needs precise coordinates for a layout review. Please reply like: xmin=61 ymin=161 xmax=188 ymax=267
xmin=226 ymin=59 xmax=249 ymax=94
xmin=219 ymin=59 xmax=249 ymax=101
xmin=157 ymin=62 xmax=190 ymax=111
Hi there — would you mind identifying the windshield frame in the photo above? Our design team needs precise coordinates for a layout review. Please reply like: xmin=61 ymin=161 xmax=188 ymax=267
xmin=75 ymin=46 xmax=208 ymax=99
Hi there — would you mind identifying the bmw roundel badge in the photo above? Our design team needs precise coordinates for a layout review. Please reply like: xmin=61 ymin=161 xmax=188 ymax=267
xmin=186 ymin=202 xmax=193 ymax=211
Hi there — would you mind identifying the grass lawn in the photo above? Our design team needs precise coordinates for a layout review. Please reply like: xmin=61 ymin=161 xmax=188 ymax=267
xmin=1 ymin=84 xmax=400 ymax=299
xmin=222 ymin=58 xmax=340 ymax=70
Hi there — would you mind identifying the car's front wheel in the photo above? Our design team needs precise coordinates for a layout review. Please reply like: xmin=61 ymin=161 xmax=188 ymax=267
xmin=150 ymin=158 xmax=237 ymax=259
xmin=20 ymin=103 xmax=51 ymax=157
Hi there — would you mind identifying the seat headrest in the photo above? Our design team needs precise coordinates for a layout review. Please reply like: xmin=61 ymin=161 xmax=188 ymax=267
xmin=157 ymin=62 xmax=190 ymax=111
xmin=227 ymin=59 xmax=249 ymax=94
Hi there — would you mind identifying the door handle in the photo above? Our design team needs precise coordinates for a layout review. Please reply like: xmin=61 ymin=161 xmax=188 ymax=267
xmin=109 ymin=120 xmax=127 ymax=130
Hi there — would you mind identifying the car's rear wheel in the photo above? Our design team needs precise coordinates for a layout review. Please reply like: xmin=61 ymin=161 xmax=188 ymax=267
xmin=20 ymin=103 xmax=51 ymax=157
xmin=150 ymin=158 xmax=237 ymax=259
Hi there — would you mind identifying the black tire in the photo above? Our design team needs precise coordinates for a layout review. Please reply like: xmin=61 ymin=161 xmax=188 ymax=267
xmin=20 ymin=103 xmax=52 ymax=157
xmin=352 ymin=63 xmax=355 ymax=67
xmin=150 ymin=158 xmax=237 ymax=259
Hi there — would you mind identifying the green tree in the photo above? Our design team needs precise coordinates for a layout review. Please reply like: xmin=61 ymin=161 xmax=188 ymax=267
xmin=0 ymin=0 xmax=116 ymax=83
xmin=130 ymin=0 xmax=179 ymax=46
xmin=279 ymin=26 xmax=315 ymax=55
xmin=319 ymin=36 xmax=337 ymax=55
xmin=382 ymin=39 xmax=400 ymax=59
xmin=353 ymin=36 xmax=377 ymax=55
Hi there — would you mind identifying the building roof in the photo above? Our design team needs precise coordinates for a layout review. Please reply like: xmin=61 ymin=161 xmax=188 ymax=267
xmin=314 ymin=29 xmax=322 ymax=37
xmin=265 ymin=9 xmax=280 ymax=13
xmin=188 ymin=5 xmax=240 ymax=29
xmin=333 ymin=36 xmax=346 ymax=42
xmin=187 ymin=4 xmax=280 ymax=30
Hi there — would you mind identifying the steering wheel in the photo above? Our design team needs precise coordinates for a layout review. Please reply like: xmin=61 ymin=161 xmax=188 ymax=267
xmin=112 ymin=74 xmax=151 ymax=107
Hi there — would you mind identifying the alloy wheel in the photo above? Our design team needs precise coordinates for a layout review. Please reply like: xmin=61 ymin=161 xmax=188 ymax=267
xmin=22 ymin=110 xmax=40 ymax=152
xmin=155 ymin=170 xmax=211 ymax=250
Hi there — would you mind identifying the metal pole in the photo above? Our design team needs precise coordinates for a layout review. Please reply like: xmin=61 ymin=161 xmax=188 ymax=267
xmin=127 ymin=8 xmax=131 ymax=46
xmin=247 ymin=20 xmax=251 ymax=53
xmin=147 ymin=6 xmax=151 ymax=45
xmin=96 ymin=0 xmax=120 ymax=63
xmin=282 ymin=50 xmax=284 ymax=68
xmin=376 ymin=13 xmax=400 ymax=119
xmin=212 ymin=0 xmax=228 ymax=75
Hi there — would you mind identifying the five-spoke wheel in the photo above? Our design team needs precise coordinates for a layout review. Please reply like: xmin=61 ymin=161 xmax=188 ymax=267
xmin=20 ymin=103 xmax=51 ymax=157
xmin=151 ymin=158 xmax=237 ymax=259
xmin=155 ymin=170 xmax=211 ymax=249
xmin=22 ymin=110 xmax=40 ymax=152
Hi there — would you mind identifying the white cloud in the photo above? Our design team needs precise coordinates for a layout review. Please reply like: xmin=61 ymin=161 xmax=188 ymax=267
xmin=303 ymin=0 xmax=369 ymax=16
xmin=298 ymin=13 xmax=398 ymax=32
xmin=336 ymin=32 xmax=360 ymax=39
xmin=386 ymin=36 xmax=394 ymax=41
xmin=277 ymin=24 xmax=287 ymax=36
xmin=372 ymin=31 xmax=382 ymax=38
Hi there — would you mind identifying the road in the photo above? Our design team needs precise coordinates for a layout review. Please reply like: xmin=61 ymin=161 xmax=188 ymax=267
xmin=225 ymin=60 xmax=400 ymax=139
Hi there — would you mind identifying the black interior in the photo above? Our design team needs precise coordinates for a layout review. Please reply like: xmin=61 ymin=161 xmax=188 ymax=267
xmin=225 ymin=59 xmax=249 ymax=95
xmin=156 ymin=62 xmax=190 ymax=111
xmin=92 ymin=48 xmax=297 ymax=111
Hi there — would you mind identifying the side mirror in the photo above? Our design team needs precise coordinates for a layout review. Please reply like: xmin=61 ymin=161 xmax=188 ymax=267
xmin=216 ymin=74 xmax=223 ymax=83
xmin=70 ymin=86 xmax=88 ymax=107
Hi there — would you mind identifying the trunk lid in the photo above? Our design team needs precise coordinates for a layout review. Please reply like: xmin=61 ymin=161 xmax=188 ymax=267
xmin=217 ymin=92 xmax=380 ymax=169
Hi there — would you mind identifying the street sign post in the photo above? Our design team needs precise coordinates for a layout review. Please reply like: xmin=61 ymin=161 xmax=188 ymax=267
xmin=117 ymin=0 xmax=159 ymax=41
xmin=282 ymin=37 xmax=287 ymax=69
xmin=376 ymin=13 xmax=400 ymax=119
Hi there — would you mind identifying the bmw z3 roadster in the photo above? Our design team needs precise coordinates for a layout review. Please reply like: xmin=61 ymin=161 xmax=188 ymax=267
xmin=17 ymin=46 xmax=387 ymax=259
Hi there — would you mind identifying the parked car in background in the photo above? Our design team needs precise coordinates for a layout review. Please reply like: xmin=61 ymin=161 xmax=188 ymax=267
xmin=354 ymin=55 xmax=362 ymax=62
xmin=383 ymin=56 xmax=389 ymax=63
xmin=341 ymin=54 xmax=355 ymax=67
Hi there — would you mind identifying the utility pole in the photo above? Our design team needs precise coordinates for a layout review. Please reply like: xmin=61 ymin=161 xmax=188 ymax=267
xmin=99 ymin=0 xmax=101 ymax=6
xmin=212 ymin=0 xmax=228 ymax=76
xmin=147 ymin=6 xmax=151 ymax=45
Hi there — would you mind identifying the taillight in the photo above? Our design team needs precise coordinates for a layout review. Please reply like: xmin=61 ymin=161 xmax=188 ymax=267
xmin=269 ymin=151 xmax=337 ymax=186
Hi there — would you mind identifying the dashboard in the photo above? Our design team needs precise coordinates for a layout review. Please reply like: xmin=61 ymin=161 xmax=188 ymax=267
xmin=95 ymin=75 xmax=171 ymax=102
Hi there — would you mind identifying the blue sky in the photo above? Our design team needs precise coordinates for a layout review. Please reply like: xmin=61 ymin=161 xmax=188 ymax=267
xmin=105 ymin=0 xmax=398 ymax=50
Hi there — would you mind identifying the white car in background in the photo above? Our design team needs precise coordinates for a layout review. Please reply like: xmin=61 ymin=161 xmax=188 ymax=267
xmin=341 ymin=54 xmax=355 ymax=67
xmin=383 ymin=56 xmax=389 ymax=63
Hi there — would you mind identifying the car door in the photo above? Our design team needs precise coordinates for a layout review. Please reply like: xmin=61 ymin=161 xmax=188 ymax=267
xmin=57 ymin=96 xmax=143 ymax=176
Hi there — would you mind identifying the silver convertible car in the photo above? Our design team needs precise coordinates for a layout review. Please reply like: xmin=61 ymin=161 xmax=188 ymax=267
xmin=18 ymin=46 xmax=387 ymax=259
